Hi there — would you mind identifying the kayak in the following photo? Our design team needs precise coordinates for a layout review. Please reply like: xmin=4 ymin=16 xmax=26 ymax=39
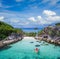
xmin=35 ymin=48 xmax=39 ymax=53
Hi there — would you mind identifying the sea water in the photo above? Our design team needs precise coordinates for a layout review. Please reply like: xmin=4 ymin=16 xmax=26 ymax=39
xmin=0 ymin=37 xmax=60 ymax=59
xmin=21 ymin=28 xmax=43 ymax=32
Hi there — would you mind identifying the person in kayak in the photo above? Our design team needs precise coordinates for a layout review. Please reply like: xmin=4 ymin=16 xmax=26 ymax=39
xmin=35 ymin=48 xmax=39 ymax=53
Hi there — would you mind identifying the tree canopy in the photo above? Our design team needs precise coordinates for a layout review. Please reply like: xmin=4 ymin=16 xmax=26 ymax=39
xmin=55 ymin=23 xmax=60 ymax=26
xmin=0 ymin=21 xmax=23 ymax=40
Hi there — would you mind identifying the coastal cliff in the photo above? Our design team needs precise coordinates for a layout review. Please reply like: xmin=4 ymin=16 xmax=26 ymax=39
xmin=0 ymin=21 xmax=23 ymax=48
xmin=38 ymin=23 xmax=60 ymax=45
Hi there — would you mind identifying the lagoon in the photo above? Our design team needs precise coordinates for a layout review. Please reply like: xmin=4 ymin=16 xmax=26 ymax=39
xmin=0 ymin=37 xmax=60 ymax=59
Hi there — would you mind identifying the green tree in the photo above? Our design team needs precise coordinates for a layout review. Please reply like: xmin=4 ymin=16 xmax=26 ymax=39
xmin=0 ymin=21 xmax=24 ymax=40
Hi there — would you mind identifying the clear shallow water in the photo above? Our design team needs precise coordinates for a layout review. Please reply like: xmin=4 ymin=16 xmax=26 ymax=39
xmin=0 ymin=37 xmax=60 ymax=59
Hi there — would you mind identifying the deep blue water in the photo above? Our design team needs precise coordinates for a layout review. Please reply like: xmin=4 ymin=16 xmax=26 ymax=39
xmin=21 ymin=28 xmax=43 ymax=32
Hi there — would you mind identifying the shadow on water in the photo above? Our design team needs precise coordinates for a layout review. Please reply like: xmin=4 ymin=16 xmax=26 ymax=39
xmin=36 ymin=41 xmax=39 ymax=42
xmin=0 ymin=45 xmax=12 ymax=51
xmin=54 ymin=44 xmax=60 ymax=47
xmin=57 ymin=57 xmax=60 ymax=59
xmin=30 ymin=42 xmax=34 ymax=43
xmin=35 ymin=45 xmax=40 ymax=47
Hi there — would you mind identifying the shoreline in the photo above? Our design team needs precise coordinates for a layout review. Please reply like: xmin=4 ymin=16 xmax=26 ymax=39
xmin=0 ymin=37 xmax=23 ymax=48
xmin=35 ymin=37 xmax=60 ymax=45
xmin=0 ymin=36 xmax=60 ymax=48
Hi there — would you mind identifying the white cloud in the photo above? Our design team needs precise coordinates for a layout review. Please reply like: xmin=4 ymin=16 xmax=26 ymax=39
xmin=27 ymin=10 xmax=60 ymax=25
xmin=0 ymin=2 xmax=13 ymax=8
xmin=25 ymin=22 xmax=29 ymax=25
xmin=18 ymin=22 xmax=29 ymax=25
xmin=37 ymin=16 xmax=46 ymax=24
xmin=28 ymin=4 xmax=38 ymax=9
xmin=29 ymin=0 xmax=36 ymax=2
xmin=0 ymin=0 xmax=13 ymax=8
xmin=0 ymin=16 xmax=4 ymax=21
xmin=47 ymin=16 xmax=60 ymax=22
xmin=39 ymin=20 xmax=51 ymax=25
xmin=28 ymin=17 xmax=36 ymax=22
xmin=28 ymin=15 xmax=52 ymax=25
xmin=10 ymin=19 xmax=20 ymax=23
xmin=37 ymin=16 xmax=52 ymax=25
xmin=41 ymin=0 xmax=59 ymax=6
xmin=18 ymin=23 xmax=24 ymax=25
xmin=49 ymin=0 xmax=60 ymax=5
xmin=41 ymin=0 xmax=49 ymax=3
xmin=43 ymin=10 xmax=60 ymax=23
xmin=37 ymin=16 xmax=42 ymax=20
xmin=0 ymin=9 xmax=60 ymax=27
xmin=3 ymin=5 xmax=13 ymax=8
xmin=43 ymin=10 xmax=56 ymax=16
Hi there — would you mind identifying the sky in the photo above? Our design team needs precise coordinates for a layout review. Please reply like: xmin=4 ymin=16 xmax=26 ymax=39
xmin=0 ymin=0 xmax=60 ymax=28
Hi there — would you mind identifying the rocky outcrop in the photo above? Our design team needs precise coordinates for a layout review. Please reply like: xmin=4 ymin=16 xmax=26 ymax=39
xmin=0 ymin=41 xmax=4 ymax=48
xmin=38 ymin=23 xmax=60 ymax=45
xmin=0 ymin=37 xmax=23 ymax=48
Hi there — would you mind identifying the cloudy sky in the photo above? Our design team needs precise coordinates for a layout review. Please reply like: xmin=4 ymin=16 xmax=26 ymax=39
xmin=0 ymin=0 xmax=60 ymax=28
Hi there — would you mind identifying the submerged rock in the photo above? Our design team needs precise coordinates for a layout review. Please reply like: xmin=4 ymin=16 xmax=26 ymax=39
xmin=36 ymin=41 xmax=39 ymax=42
xmin=40 ymin=43 xmax=49 ymax=46
xmin=38 ymin=41 xmax=41 ymax=43
xmin=45 ymin=43 xmax=49 ymax=45
xmin=57 ymin=57 xmax=60 ymax=59
xmin=36 ymin=41 xmax=41 ymax=43
xmin=35 ymin=45 xmax=40 ymax=47
xmin=30 ymin=42 xmax=34 ymax=43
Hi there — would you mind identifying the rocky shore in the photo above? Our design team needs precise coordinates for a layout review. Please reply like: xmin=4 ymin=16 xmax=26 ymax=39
xmin=35 ymin=37 xmax=60 ymax=45
xmin=0 ymin=37 xmax=23 ymax=48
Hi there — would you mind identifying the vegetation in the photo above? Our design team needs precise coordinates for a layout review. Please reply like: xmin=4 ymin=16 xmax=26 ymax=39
xmin=13 ymin=28 xmax=24 ymax=35
xmin=1 ymin=21 xmax=60 ymax=41
xmin=55 ymin=23 xmax=60 ymax=26
xmin=25 ymin=32 xmax=36 ymax=37
xmin=0 ymin=21 xmax=23 ymax=40
xmin=38 ymin=30 xmax=44 ymax=36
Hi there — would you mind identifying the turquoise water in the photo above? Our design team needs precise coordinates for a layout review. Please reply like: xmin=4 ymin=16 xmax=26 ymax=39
xmin=0 ymin=37 xmax=60 ymax=59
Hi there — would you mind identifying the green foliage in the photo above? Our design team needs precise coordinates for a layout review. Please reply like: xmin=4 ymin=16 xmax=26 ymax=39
xmin=25 ymin=32 xmax=36 ymax=37
xmin=55 ymin=23 xmax=60 ymax=26
xmin=0 ymin=21 xmax=23 ymax=40
xmin=0 ymin=21 xmax=14 ymax=40
xmin=49 ymin=30 xmax=56 ymax=37
xmin=56 ymin=31 xmax=60 ymax=36
xmin=38 ymin=30 xmax=43 ymax=35
xmin=13 ymin=28 xmax=24 ymax=35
